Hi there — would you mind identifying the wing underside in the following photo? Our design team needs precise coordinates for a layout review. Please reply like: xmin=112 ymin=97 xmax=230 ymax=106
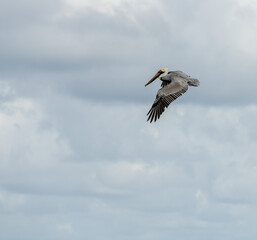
xmin=147 ymin=81 xmax=188 ymax=123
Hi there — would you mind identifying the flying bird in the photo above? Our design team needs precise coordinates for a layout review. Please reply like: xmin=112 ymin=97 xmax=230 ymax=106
xmin=145 ymin=68 xmax=200 ymax=122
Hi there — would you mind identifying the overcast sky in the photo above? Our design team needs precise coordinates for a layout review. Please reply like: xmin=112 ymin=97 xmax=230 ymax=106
xmin=1 ymin=0 xmax=257 ymax=239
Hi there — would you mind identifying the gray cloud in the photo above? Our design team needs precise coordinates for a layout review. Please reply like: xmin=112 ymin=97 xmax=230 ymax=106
xmin=1 ymin=84 xmax=257 ymax=239
xmin=1 ymin=0 xmax=257 ymax=239
xmin=1 ymin=0 xmax=257 ymax=105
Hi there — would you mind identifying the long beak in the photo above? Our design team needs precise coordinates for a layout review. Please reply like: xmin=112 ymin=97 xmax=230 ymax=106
xmin=145 ymin=71 xmax=162 ymax=87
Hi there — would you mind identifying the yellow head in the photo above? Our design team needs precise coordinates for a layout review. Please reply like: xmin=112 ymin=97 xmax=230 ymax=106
xmin=160 ymin=68 xmax=168 ymax=73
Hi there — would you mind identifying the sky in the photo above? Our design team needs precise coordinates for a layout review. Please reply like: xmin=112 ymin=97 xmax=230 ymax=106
xmin=1 ymin=0 xmax=257 ymax=239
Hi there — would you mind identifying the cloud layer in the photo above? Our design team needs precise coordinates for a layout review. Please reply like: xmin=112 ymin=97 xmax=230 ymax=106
xmin=1 ymin=0 xmax=257 ymax=104
xmin=1 ymin=0 xmax=257 ymax=239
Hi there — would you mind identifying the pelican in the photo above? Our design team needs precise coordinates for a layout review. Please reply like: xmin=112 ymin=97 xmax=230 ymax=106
xmin=145 ymin=68 xmax=200 ymax=123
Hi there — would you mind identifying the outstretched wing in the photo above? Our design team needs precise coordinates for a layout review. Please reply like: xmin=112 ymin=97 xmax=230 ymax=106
xmin=147 ymin=80 xmax=188 ymax=123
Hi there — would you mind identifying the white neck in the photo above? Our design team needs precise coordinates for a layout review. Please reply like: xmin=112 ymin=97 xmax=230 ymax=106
xmin=158 ymin=71 xmax=168 ymax=79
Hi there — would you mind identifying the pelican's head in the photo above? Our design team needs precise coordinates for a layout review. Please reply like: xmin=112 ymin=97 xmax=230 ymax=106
xmin=145 ymin=68 xmax=168 ymax=87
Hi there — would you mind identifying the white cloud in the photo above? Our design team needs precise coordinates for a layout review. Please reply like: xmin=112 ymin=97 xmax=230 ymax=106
xmin=56 ymin=223 xmax=74 ymax=233
xmin=195 ymin=190 xmax=207 ymax=206
xmin=0 ymin=83 xmax=72 ymax=172
xmin=2 ymin=0 xmax=257 ymax=239
xmin=0 ymin=190 xmax=27 ymax=210
xmin=1 ymin=96 xmax=257 ymax=239
xmin=64 ymin=0 xmax=159 ymax=16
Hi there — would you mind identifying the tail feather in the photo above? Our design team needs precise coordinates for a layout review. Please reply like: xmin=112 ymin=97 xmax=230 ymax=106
xmin=188 ymin=78 xmax=200 ymax=87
